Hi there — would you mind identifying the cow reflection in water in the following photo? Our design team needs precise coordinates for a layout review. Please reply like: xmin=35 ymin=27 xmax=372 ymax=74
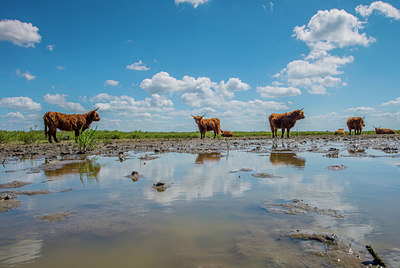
xmin=43 ymin=157 xmax=101 ymax=182
xmin=195 ymin=153 xmax=222 ymax=164
xmin=269 ymin=152 xmax=306 ymax=168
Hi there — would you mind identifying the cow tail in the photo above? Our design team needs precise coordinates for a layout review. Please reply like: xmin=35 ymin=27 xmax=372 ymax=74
xmin=218 ymin=120 xmax=221 ymax=134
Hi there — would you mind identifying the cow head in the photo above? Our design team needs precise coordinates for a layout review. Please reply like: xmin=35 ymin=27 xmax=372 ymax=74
xmin=294 ymin=109 xmax=305 ymax=120
xmin=192 ymin=114 xmax=205 ymax=126
xmin=361 ymin=117 xmax=365 ymax=127
xmin=88 ymin=108 xmax=101 ymax=122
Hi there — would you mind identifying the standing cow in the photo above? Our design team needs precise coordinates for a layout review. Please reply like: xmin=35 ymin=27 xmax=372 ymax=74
xmin=346 ymin=117 xmax=365 ymax=135
xmin=192 ymin=115 xmax=221 ymax=139
xmin=43 ymin=108 xmax=100 ymax=143
xmin=269 ymin=109 xmax=305 ymax=138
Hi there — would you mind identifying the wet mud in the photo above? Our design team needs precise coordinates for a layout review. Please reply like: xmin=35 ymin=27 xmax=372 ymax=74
xmin=0 ymin=181 xmax=31 ymax=189
xmin=35 ymin=211 xmax=75 ymax=223
xmin=0 ymin=193 xmax=21 ymax=213
xmin=289 ymin=229 xmax=374 ymax=267
xmin=263 ymin=199 xmax=344 ymax=218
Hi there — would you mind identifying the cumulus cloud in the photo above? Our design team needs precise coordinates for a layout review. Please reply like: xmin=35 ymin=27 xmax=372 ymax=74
xmin=141 ymin=72 xmax=250 ymax=107
xmin=269 ymin=8 xmax=377 ymax=95
xmin=257 ymin=85 xmax=301 ymax=98
xmin=356 ymin=1 xmax=400 ymax=20
xmin=381 ymin=97 xmax=400 ymax=106
xmin=175 ymin=0 xmax=210 ymax=8
xmin=0 ymin=96 xmax=41 ymax=111
xmin=104 ymin=80 xmax=119 ymax=86
xmin=293 ymin=9 xmax=375 ymax=48
xmin=0 ymin=111 xmax=24 ymax=119
xmin=46 ymin=44 xmax=55 ymax=51
xmin=16 ymin=69 xmax=36 ymax=81
xmin=43 ymin=93 xmax=85 ymax=113
xmin=0 ymin=19 xmax=41 ymax=47
xmin=344 ymin=106 xmax=376 ymax=113
xmin=92 ymin=93 xmax=173 ymax=113
xmin=126 ymin=60 xmax=150 ymax=71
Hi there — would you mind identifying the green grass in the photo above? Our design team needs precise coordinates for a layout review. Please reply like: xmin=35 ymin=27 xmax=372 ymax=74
xmin=0 ymin=129 xmax=395 ymax=144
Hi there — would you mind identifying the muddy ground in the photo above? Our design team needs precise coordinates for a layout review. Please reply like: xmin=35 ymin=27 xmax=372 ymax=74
xmin=0 ymin=134 xmax=399 ymax=159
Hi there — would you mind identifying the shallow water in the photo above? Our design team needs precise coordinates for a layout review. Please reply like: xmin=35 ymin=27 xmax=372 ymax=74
xmin=1 ymin=142 xmax=400 ymax=267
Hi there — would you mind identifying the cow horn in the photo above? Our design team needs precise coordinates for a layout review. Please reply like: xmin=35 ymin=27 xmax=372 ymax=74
xmin=362 ymin=116 xmax=365 ymax=119
xmin=300 ymin=108 xmax=304 ymax=111
xmin=191 ymin=114 xmax=194 ymax=117
xmin=93 ymin=107 xmax=99 ymax=112
xmin=202 ymin=114 xmax=206 ymax=117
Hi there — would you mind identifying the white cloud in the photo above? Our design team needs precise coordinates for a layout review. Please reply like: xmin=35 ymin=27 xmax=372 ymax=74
xmin=46 ymin=44 xmax=55 ymax=51
xmin=141 ymin=72 xmax=250 ymax=106
xmin=293 ymin=9 xmax=375 ymax=48
xmin=104 ymin=80 xmax=119 ymax=87
xmin=276 ymin=55 xmax=352 ymax=95
xmin=56 ymin=66 xmax=65 ymax=70
xmin=43 ymin=93 xmax=85 ymax=113
xmin=0 ymin=96 xmax=41 ymax=111
xmin=381 ymin=97 xmax=400 ymax=106
xmin=257 ymin=85 xmax=301 ymax=98
xmin=356 ymin=1 xmax=400 ymax=20
xmin=344 ymin=106 xmax=376 ymax=113
xmin=0 ymin=19 xmax=41 ymax=47
xmin=0 ymin=112 xmax=24 ymax=119
xmin=126 ymin=60 xmax=150 ymax=71
xmin=16 ymin=69 xmax=36 ymax=81
xmin=92 ymin=93 xmax=173 ymax=113
xmin=175 ymin=0 xmax=210 ymax=8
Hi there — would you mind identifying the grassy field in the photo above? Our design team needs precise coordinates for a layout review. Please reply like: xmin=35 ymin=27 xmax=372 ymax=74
xmin=0 ymin=129 xmax=388 ymax=144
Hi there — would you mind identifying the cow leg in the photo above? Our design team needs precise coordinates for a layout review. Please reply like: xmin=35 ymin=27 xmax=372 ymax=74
xmin=287 ymin=128 xmax=290 ymax=138
xmin=348 ymin=129 xmax=352 ymax=135
xmin=274 ymin=129 xmax=278 ymax=138
xmin=48 ymin=133 xmax=53 ymax=143
xmin=52 ymin=130 xmax=58 ymax=143
xmin=281 ymin=128 xmax=285 ymax=138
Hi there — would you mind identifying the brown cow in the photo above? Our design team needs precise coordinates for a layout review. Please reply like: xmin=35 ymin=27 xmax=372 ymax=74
xmin=346 ymin=117 xmax=365 ymax=135
xmin=43 ymin=108 xmax=100 ymax=143
xmin=192 ymin=115 xmax=221 ymax=139
xmin=334 ymin=129 xmax=345 ymax=135
xmin=221 ymin=130 xmax=233 ymax=137
xmin=375 ymin=127 xmax=396 ymax=134
xmin=269 ymin=109 xmax=305 ymax=138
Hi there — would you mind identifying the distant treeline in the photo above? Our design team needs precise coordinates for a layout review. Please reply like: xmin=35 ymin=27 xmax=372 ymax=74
xmin=0 ymin=129 xmax=393 ymax=144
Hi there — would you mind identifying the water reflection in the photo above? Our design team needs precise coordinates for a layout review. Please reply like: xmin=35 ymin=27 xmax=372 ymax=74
xmin=42 ymin=157 xmax=101 ymax=182
xmin=195 ymin=153 xmax=221 ymax=164
xmin=269 ymin=152 xmax=306 ymax=168
xmin=0 ymin=237 xmax=42 ymax=266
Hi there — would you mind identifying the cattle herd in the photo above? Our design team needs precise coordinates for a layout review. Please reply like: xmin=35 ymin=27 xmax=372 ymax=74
xmin=42 ymin=108 xmax=396 ymax=143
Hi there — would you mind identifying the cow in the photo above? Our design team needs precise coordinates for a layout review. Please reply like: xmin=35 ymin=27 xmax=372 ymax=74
xmin=192 ymin=115 xmax=221 ymax=139
xmin=334 ymin=129 xmax=345 ymax=135
xmin=43 ymin=108 xmax=100 ymax=143
xmin=374 ymin=127 xmax=396 ymax=134
xmin=269 ymin=109 xmax=305 ymax=138
xmin=346 ymin=117 xmax=365 ymax=135
xmin=221 ymin=130 xmax=233 ymax=137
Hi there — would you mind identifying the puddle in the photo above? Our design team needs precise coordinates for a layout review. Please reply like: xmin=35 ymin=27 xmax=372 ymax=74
xmin=0 ymin=139 xmax=400 ymax=267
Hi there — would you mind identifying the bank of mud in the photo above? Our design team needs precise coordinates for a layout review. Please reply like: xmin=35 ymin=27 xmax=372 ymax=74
xmin=0 ymin=134 xmax=399 ymax=159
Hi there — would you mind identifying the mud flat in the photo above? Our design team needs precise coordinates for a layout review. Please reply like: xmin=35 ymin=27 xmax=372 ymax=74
xmin=0 ymin=135 xmax=399 ymax=159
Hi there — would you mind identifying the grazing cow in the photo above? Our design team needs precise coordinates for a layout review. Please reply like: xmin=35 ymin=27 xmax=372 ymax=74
xmin=269 ymin=109 xmax=305 ymax=138
xmin=192 ymin=115 xmax=221 ymax=139
xmin=346 ymin=117 xmax=365 ymax=135
xmin=375 ymin=127 xmax=396 ymax=134
xmin=43 ymin=108 xmax=100 ymax=143
xmin=221 ymin=130 xmax=233 ymax=137
xmin=334 ymin=129 xmax=345 ymax=135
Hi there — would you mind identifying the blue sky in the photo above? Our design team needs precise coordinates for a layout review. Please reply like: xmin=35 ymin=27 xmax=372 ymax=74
xmin=0 ymin=0 xmax=399 ymax=131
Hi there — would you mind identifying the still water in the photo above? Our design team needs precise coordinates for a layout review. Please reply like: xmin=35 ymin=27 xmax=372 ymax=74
xmin=1 ymin=144 xmax=400 ymax=267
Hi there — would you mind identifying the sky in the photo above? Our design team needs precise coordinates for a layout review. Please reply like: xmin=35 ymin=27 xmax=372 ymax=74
xmin=0 ymin=0 xmax=399 ymax=132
